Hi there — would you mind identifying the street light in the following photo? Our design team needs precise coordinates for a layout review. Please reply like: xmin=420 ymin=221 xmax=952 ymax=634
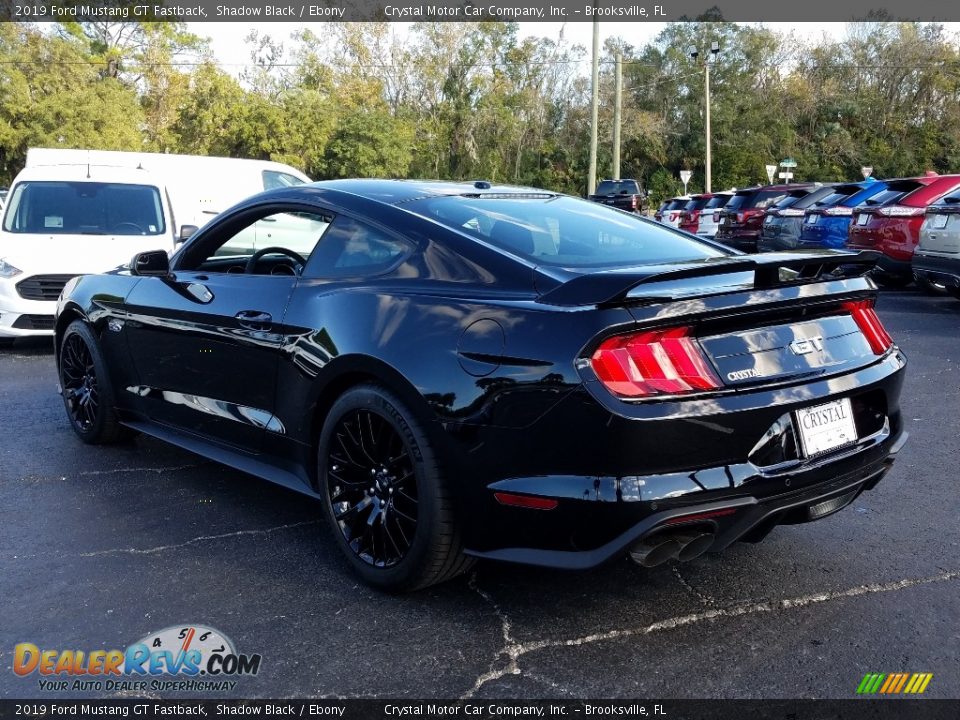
xmin=688 ymin=41 xmax=720 ymax=192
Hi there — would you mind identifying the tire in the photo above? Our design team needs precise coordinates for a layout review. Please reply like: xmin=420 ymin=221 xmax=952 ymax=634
xmin=914 ymin=274 xmax=948 ymax=295
xmin=317 ymin=384 xmax=473 ymax=591
xmin=0 ymin=338 xmax=14 ymax=349
xmin=948 ymin=286 xmax=960 ymax=301
xmin=58 ymin=320 xmax=132 ymax=444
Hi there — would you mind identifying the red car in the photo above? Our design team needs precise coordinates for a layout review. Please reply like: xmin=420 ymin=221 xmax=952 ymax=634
xmin=847 ymin=173 xmax=960 ymax=287
xmin=678 ymin=193 xmax=714 ymax=234
xmin=715 ymin=184 xmax=812 ymax=252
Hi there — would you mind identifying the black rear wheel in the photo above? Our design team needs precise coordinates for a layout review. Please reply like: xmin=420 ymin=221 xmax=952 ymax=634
xmin=59 ymin=320 xmax=131 ymax=444
xmin=318 ymin=384 xmax=472 ymax=591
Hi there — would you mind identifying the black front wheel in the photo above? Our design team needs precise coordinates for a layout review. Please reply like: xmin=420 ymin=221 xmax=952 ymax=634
xmin=318 ymin=384 xmax=472 ymax=591
xmin=59 ymin=320 xmax=131 ymax=444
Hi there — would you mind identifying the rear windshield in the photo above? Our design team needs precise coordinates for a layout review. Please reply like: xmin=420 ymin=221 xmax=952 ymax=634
xmin=703 ymin=195 xmax=731 ymax=209
xmin=3 ymin=181 xmax=165 ymax=235
xmin=790 ymin=186 xmax=839 ymax=210
xmin=656 ymin=202 xmax=669 ymax=212
xmin=863 ymin=186 xmax=916 ymax=206
xmin=683 ymin=196 xmax=711 ymax=212
xmin=405 ymin=194 xmax=728 ymax=268
xmin=596 ymin=180 xmax=640 ymax=195
xmin=665 ymin=198 xmax=688 ymax=210
xmin=770 ymin=191 xmax=810 ymax=210
xmin=812 ymin=185 xmax=862 ymax=208
xmin=932 ymin=190 xmax=960 ymax=206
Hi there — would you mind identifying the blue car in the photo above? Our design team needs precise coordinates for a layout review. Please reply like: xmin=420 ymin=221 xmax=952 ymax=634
xmin=798 ymin=179 xmax=887 ymax=249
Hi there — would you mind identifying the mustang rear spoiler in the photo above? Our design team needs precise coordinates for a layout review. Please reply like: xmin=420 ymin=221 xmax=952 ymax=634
xmin=537 ymin=250 xmax=882 ymax=307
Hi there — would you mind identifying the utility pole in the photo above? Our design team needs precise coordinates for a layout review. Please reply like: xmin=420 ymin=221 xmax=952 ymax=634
xmin=613 ymin=52 xmax=622 ymax=180
xmin=704 ymin=59 xmax=711 ymax=192
xmin=688 ymin=41 xmax=720 ymax=193
xmin=588 ymin=18 xmax=600 ymax=196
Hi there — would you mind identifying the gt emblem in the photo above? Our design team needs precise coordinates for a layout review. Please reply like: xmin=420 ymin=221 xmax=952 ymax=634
xmin=789 ymin=336 xmax=824 ymax=355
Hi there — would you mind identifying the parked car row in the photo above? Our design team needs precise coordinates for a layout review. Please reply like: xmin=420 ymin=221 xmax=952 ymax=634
xmin=656 ymin=172 xmax=960 ymax=298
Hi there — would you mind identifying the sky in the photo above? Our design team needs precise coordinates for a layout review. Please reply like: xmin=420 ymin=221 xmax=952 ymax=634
xmin=187 ymin=21 xmax=856 ymax=74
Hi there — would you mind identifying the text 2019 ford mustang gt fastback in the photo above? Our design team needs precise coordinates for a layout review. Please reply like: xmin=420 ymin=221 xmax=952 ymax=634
xmin=55 ymin=180 xmax=907 ymax=590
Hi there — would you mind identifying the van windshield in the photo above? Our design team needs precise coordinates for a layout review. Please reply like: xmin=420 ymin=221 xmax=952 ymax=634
xmin=2 ymin=181 xmax=166 ymax=236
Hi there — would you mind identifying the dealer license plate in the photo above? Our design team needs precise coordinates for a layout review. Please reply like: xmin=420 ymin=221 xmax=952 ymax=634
xmin=932 ymin=213 xmax=949 ymax=229
xmin=856 ymin=213 xmax=869 ymax=226
xmin=806 ymin=214 xmax=818 ymax=225
xmin=794 ymin=398 xmax=858 ymax=457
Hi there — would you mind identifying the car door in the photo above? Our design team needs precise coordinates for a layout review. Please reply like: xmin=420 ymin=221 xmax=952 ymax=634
xmin=122 ymin=204 xmax=332 ymax=450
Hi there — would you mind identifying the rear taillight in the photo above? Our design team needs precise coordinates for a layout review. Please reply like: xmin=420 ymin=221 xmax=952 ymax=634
xmin=631 ymin=196 xmax=637 ymax=210
xmin=737 ymin=212 xmax=746 ymax=223
xmin=876 ymin=205 xmax=924 ymax=217
xmin=590 ymin=326 xmax=722 ymax=398
xmin=843 ymin=300 xmax=893 ymax=355
xmin=823 ymin=206 xmax=853 ymax=216
xmin=780 ymin=208 xmax=805 ymax=217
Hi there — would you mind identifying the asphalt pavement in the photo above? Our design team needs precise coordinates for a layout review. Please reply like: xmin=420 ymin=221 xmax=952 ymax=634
xmin=1 ymin=289 xmax=958 ymax=700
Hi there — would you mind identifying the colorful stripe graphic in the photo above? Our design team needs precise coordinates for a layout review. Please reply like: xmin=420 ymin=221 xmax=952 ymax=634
xmin=857 ymin=673 xmax=933 ymax=694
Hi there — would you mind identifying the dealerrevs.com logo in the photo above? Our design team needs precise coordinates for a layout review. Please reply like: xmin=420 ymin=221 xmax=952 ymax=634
xmin=13 ymin=625 xmax=262 ymax=693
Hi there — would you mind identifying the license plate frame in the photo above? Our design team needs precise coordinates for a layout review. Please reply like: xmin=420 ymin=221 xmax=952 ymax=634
xmin=932 ymin=213 xmax=949 ymax=229
xmin=794 ymin=398 xmax=858 ymax=458
xmin=856 ymin=213 xmax=869 ymax=226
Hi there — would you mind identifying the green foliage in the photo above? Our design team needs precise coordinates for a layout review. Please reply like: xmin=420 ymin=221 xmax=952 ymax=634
xmin=2 ymin=20 xmax=960 ymax=196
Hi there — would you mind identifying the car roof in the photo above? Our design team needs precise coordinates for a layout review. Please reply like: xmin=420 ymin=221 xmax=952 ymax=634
xmin=12 ymin=164 xmax=165 ymax=185
xmin=303 ymin=179 xmax=556 ymax=205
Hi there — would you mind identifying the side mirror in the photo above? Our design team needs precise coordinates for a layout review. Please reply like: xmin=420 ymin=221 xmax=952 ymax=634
xmin=131 ymin=250 xmax=170 ymax=277
xmin=178 ymin=225 xmax=199 ymax=244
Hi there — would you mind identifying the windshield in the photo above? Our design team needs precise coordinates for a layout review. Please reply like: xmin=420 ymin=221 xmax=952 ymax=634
xmin=665 ymin=198 xmax=688 ymax=210
xmin=3 ymin=181 xmax=165 ymax=235
xmin=405 ymin=194 xmax=728 ymax=268
xmin=595 ymin=180 xmax=640 ymax=195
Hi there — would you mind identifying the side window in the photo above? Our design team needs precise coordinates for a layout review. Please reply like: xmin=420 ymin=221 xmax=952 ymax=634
xmin=186 ymin=209 xmax=332 ymax=274
xmin=305 ymin=216 xmax=412 ymax=278
xmin=262 ymin=170 xmax=305 ymax=190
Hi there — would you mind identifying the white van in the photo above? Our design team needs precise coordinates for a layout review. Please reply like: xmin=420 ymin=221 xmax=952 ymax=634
xmin=0 ymin=149 xmax=310 ymax=341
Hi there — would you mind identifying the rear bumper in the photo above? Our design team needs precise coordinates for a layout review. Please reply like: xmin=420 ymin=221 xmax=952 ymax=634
xmin=467 ymin=429 xmax=906 ymax=569
xmin=459 ymin=348 xmax=907 ymax=566
xmin=913 ymin=251 xmax=960 ymax=289
xmin=716 ymin=230 xmax=761 ymax=252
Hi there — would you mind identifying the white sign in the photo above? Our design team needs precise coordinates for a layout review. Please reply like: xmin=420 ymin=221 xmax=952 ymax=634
xmin=679 ymin=170 xmax=692 ymax=184
xmin=778 ymin=171 xmax=794 ymax=180
xmin=765 ymin=164 xmax=777 ymax=184
xmin=861 ymin=166 xmax=873 ymax=179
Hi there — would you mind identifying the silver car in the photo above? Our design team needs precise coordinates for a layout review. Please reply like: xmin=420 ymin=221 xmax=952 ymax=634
xmin=914 ymin=188 xmax=960 ymax=299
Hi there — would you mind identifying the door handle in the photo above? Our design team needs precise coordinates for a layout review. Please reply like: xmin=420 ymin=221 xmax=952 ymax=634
xmin=235 ymin=310 xmax=272 ymax=328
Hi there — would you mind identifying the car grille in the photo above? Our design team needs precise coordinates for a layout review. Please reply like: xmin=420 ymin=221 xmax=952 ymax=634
xmin=15 ymin=275 xmax=77 ymax=301
xmin=11 ymin=314 xmax=55 ymax=331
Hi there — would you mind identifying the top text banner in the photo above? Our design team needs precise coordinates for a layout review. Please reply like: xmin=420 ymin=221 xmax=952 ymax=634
xmin=6 ymin=0 xmax=960 ymax=22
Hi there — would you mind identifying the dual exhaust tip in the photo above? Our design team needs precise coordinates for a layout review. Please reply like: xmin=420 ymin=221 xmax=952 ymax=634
xmin=628 ymin=532 xmax=715 ymax=568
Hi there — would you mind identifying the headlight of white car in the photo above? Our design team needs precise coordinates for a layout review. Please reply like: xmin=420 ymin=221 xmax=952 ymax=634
xmin=0 ymin=258 xmax=23 ymax=278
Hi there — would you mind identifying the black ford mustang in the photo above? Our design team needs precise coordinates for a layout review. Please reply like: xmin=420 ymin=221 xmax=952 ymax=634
xmin=55 ymin=180 xmax=907 ymax=591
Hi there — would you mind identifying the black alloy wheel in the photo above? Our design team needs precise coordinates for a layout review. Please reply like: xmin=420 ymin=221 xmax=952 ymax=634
xmin=59 ymin=320 xmax=130 ymax=444
xmin=61 ymin=333 xmax=99 ymax=432
xmin=326 ymin=408 xmax=419 ymax=568
xmin=318 ymin=385 xmax=473 ymax=591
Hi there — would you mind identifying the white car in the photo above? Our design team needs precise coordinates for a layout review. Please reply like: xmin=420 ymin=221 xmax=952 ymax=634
xmin=696 ymin=191 xmax=735 ymax=238
xmin=0 ymin=151 xmax=310 ymax=343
